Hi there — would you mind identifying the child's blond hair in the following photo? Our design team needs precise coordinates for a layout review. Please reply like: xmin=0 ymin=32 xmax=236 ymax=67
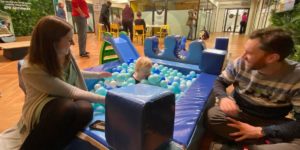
xmin=135 ymin=56 xmax=152 ymax=72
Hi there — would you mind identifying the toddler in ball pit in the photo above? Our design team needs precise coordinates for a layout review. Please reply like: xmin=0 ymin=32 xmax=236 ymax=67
xmin=133 ymin=56 xmax=152 ymax=83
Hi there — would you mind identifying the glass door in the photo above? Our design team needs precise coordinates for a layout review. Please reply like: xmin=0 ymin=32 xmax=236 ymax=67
xmin=223 ymin=8 xmax=249 ymax=33
xmin=224 ymin=9 xmax=237 ymax=32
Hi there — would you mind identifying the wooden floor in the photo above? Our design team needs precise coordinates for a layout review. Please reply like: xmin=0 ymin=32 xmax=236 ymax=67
xmin=0 ymin=32 xmax=247 ymax=135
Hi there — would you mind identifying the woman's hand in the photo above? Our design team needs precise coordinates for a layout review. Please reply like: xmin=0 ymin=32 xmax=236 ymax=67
xmin=98 ymin=72 xmax=112 ymax=78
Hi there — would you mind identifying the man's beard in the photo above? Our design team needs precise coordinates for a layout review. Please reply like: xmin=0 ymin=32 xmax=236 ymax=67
xmin=245 ymin=60 xmax=267 ymax=71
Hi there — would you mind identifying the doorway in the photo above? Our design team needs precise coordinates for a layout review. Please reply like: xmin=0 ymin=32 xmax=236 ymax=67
xmin=223 ymin=8 xmax=249 ymax=33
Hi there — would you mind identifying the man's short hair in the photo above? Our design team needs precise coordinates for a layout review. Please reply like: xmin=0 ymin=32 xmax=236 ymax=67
xmin=249 ymin=27 xmax=294 ymax=61
xmin=107 ymin=1 xmax=112 ymax=5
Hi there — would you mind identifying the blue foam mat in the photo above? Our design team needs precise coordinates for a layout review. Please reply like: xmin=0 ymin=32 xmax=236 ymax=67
xmin=150 ymin=58 xmax=201 ymax=74
xmin=173 ymin=73 xmax=216 ymax=146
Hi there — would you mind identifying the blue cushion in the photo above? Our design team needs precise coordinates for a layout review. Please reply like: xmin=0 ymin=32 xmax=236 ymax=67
xmin=201 ymin=49 xmax=227 ymax=75
xmin=105 ymin=84 xmax=175 ymax=150
xmin=215 ymin=37 xmax=229 ymax=51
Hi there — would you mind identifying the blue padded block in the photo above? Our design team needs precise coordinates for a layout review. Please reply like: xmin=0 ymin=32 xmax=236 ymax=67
xmin=105 ymin=84 xmax=175 ymax=150
xmin=173 ymin=73 xmax=217 ymax=146
xmin=184 ymin=40 xmax=205 ymax=65
xmin=215 ymin=37 xmax=229 ymax=51
xmin=150 ymin=58 xmax=201 ymax=74
xmin=200 ymin=49 xmax=227 ymax=75
xmin=160 ymin=36 xmax=178 ymax=61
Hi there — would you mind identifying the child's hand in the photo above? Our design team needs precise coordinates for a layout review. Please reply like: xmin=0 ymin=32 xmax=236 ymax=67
xmin=99 ymin=72 xmax=112 ymax=78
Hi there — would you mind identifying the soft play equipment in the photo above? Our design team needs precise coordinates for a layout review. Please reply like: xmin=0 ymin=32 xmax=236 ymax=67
xmin=200 ymin=49 xmax=227 ymax=75
xmin=103 ymin=32 xmax=139 ymax=63
xmin=99 ymin=32 xmax=118 ymax=64
xmin=105 ymin=84 xmax=175 ymax=150
xmin=17 ymin=34 xmax=228 ymax=150
xmin=214 ymin=37 xmax=229 ymax=51
xmin=174 ymin=36 xmax=187 ymax=59
xmin=145 ymin=36 xmax=206 ymax=66
xmin=145 ymin=35 xmax=227 ymax=75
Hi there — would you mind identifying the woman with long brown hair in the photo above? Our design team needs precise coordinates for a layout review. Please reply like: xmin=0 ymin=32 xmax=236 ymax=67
xmin=0 ymin=16 xmax=111 ymax=150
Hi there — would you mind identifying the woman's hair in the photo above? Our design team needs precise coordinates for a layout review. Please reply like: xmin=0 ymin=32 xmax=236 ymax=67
xmin=29 ymin=16 xmax=73 ymax=77
xmin=135 ymin=56 xmax=152 ymax=72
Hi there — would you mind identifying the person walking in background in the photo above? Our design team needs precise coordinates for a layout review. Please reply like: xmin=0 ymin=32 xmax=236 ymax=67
xmin=99 ymin=1 xmax=112 ymax=32
xmin=239 ymin=12 xmax=248 ymax=34
xmin=122 ymin=4 xmax=134 ymax=41
xmin=56 ymin=2 xmax=66 ymax=20
xmin=72 ymin=0 xmax=90 ymax=57
xmin=186 ymin=9 xmax=197 ymax=40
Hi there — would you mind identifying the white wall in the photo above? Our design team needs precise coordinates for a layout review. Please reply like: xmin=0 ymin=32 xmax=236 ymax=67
xmin=141 ymin=11 xmax=152 ymax=25
xmin=167 ymin=10 xmax=190 ymax=36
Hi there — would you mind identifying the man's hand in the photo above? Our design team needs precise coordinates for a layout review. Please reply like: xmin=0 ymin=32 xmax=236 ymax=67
xmin=98 ymin=72 xmax=112 ymax=78
xmin=219 ymin=97 xmax=240 ymax=116
xmin=80 ymin=13 xmax=87 ymax=18
xmin=227 ymin=117 xmax=264 ymax=141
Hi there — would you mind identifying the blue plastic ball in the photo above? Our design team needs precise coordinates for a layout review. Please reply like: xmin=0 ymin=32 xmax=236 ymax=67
xmin=141 ymin=79 xmax=149 ymax=84
xmin=160 ymin=80 xmax=168 ymax=88
xmin=122 ymin=63 xmax=128 ymax=69
xmin=117 ymin=66 xmax=122 ymax=70
xmin=128 ymin=78 xmax=136 ymax=84
xmin=95 ymin=87 xmax=107 ymax=96
xmin=189 ymin=71 xmax=196 ymax=77
xmin=127 ymin=58 xmax=134 ymax=64
xmin=112 ymin=72 xmax=118 ymax=80
xmin=112 ymin=68 xmax=118 ymax=73
xmin=153 ymin=69 xmax=161 ymax=74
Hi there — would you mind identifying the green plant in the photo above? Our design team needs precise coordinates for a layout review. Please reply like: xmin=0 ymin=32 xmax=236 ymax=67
xmin=0 ymin=0 xmax=54 ymax=36
xmin=270 ymin=2 xmax=300 ymax=62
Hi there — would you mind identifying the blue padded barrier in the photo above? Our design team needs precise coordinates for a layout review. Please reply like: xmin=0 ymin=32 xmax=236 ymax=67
xmin=150 ymin=58 xmax=201 ymax=74
xmin=173 ymin=73 xmax=217 ymax=146
xmin=184 ymin=40 xmax=205 ymax=65
xmin=200 ymin=49 xmax=227 ymax=75
xmin=214 ymin=37 xmax=229 ymax=51
xmin=145 ymin=36 xmax=205 ymax=66
xmin=105 ymin=84 xmax=175 ymax=150
xmin=159 ymin=36 xmax=178 ymax=61
xmin=144 ymin=36 xmax=161 ymax=59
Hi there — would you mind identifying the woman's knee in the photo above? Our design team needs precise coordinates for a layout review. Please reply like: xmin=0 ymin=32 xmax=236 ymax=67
xmin=74 ymin=100 xmax=93 ymax=124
